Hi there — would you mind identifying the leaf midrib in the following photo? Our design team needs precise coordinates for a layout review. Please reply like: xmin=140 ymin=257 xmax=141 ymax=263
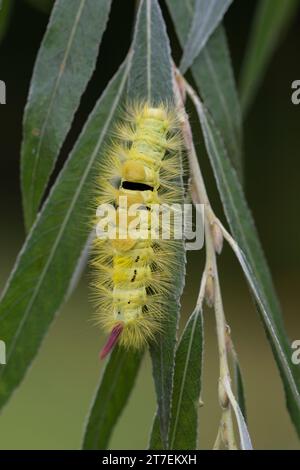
xmin=146 ymin=0 xmax=152 ymax=101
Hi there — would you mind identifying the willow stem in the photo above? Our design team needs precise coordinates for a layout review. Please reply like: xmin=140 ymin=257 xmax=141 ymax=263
xmin=174 ymin=67 xmax=238 ymax=449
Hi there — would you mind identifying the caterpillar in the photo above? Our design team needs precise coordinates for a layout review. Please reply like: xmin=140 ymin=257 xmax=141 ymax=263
xmin=91 ymin=102 xmax=184 ymax=359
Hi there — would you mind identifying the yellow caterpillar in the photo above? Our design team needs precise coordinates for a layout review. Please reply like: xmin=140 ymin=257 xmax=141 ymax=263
xmin=91 ymin=102 xmax=184 ymax=358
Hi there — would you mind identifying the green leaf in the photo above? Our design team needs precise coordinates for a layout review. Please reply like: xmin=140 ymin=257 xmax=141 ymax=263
xmin=232 ymin=352 xmax=247 ymax=422
xmin=149 ymin=415 xmax=164 ymax=450
xmin=21 ymin=0 xmax=112 ymax=231
xmin=179 ymin=0 xmax=233 ymax=73
xmin=0 ymin=0 xmax=14 ymax=44
xmin=228 ymin=336 xmax=247 ymax=421
xmin=127 ymin=0 xmax=186 ymax=448
xmin=239 ymin=0 xmax=299 ymax=114
xmin=225 ymin=233 xmax=300 ymax=436
xmin=193 ymin=99 xmax=300 ymax=436
xmin=167 ymin=1 xmax=243 ymax=178
xmin=169 ymin=306 xmax=203 ymax=450
xmin=149 ymin=307 xmax=203 ymax=450
xmin=191 ymin=26 xmax=243 ymax=179
xmin=0 ymin=59 xmax=130 ymax=411
xmin=82 ymin=348 xmax=143 ymax=449
xmin=127 ymin=0 xmax=173 ymax=103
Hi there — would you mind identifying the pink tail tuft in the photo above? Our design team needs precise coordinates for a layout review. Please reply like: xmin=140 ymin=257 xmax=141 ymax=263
xmin=100 ymin=323 xmax=124 ymax=360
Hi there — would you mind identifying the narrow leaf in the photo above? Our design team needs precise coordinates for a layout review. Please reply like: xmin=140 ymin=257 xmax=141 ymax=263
xmin=167 ymin=0 xmax=243 ymax=178
xmin=224 ymin=231 xmax=300 ymax=434
xmin=149 ymin=307 xmax=203 ymax=450
xmin=127 ymin=0 xmax=173 ymax=103
xmin=127 ymin=0 xmax=186 ymax=448
xmin=227 ymin=333 xmax=247 ymax=421
xmin=224 ymin=376 xmax=252 ymax=450
xmin=239 ymin=0 xmax=299 ymax=114
xmin=0 ymin=59 xmax=130 ymax=411
xmin=179 ymin=0 xmax=233 ymax=73
xmin=232 ymin=353 xmax=247 ymax=422
xmin=82 ymin=348 xmax=143 ymax=449
xmin=21 ymin=0 xmax=112 ymax=231
xmin=149 ymin=415 xmax=164 ymax=450
xmin=193 ymin=99 xmax=300 ymax=435
xmin=169 ymin=307 xmax=203 ymax=450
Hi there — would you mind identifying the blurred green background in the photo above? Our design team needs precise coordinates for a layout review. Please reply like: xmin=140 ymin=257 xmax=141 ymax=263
xmin=0 ymin=0 xmax=299 ymax=450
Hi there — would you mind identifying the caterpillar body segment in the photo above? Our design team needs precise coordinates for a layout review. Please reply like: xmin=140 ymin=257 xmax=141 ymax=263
xmin=92 ymin=103 xmax=184 ymax=358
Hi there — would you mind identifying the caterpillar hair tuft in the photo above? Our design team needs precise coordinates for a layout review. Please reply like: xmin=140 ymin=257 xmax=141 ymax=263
xmin=91 ymin=102 xmax=185 ymax=358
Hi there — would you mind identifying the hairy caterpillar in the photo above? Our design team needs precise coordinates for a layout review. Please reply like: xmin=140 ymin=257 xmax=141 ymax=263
xmin=91 ymin=102 xmax=184 ymax=358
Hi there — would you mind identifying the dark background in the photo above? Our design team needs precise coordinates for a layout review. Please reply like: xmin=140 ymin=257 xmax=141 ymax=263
xmin=0 ymin=0 xmax=299 ymax=449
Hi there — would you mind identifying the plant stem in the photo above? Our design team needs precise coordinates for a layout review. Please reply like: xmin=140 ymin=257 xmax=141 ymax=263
xmin=204 ymin=207 xmax=237 ymax=450
xmin=174 ymin=68 xmax=238 ymax=449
